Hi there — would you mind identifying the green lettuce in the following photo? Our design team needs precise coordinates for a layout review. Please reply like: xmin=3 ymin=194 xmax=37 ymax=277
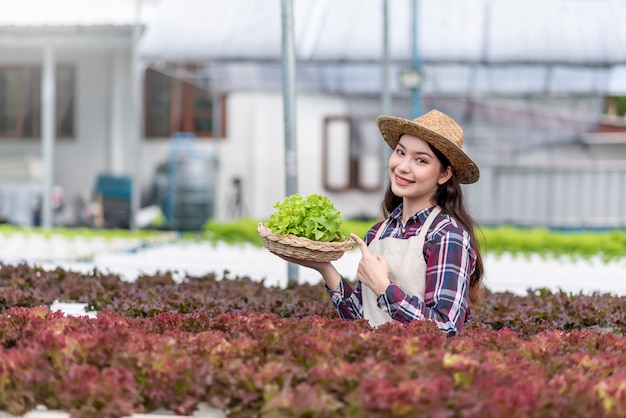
xmin=267 ymin=194 xmax=346 ymax=242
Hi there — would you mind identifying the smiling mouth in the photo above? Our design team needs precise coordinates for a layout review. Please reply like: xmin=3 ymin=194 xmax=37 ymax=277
xmin=394 ymin=175 xmax=414 ymax=186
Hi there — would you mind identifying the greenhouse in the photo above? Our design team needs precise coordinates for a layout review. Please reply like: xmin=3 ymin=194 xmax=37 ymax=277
xmin=2 ymin=1 xmax=626 ymax=417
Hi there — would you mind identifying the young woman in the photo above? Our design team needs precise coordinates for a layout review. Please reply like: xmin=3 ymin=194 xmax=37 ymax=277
xmin=282 ymin=109 xmax=484 ymax=336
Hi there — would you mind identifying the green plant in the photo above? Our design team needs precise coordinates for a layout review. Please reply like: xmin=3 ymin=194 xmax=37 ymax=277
xmin=5 ymin=218 xmax=626 ymax=261
xmin=480 ymin=226 xmax=626 ymax=262
xmin=610 ymin=95 xmax=626 ymax=117
xmin=266 ymin=194 xmax=346 ymax=242
xmin=0 ymin=224 xmax=169 ymax=241
xmin=201 ymin=218 xmax=264 ymax=246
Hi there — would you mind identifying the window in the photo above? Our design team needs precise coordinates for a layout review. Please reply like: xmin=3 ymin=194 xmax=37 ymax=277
xmin=144 ymin=68 xmax=225 ymax=138
xmin=0 ymin=65 xmax=75 ymax=139
xmin=322 ymin=116 xmax=382 ymax=192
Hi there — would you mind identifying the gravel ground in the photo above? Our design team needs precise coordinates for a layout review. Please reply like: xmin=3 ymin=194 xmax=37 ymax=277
xmin=2 ymin=233 xmax=625 ymax=296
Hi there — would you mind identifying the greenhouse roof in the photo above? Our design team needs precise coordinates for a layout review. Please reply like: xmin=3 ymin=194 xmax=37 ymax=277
xmin=137 ymin=0 xmax=626 ymax=95
xmin=140 ymin=0 xmax=626 ymax=66
xmin=3 ymin=0 xmax=626 ymax=94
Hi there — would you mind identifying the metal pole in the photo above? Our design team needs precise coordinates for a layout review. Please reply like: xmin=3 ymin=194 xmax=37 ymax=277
xmin=381 ymin=0 xmax=391 ymax=197
xmin=281 ymin=0 xmax=299 ymax=283
xmin=381 ymin=0 xmax=391 ymax=117
xmin=41 ymin=46 xmax=56 ymax=229
xmin=130 ymin=0 xmax=143 ymax=230
xmin=109 ymin=52 xmax=124 ymax=174
xmin=411 ymin=0 xmax=422 ymax=118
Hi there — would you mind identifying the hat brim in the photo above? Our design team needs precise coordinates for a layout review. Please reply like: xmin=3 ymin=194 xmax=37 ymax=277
xmin=377 ymin=115 xmax=480 ymax=184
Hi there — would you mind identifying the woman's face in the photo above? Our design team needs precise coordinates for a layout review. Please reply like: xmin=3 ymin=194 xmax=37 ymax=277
xmin=388 ymin=134 xmax=452 ymax=213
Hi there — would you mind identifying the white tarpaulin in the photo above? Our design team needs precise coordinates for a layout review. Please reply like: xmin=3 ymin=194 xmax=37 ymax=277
xmin=140 ymin=0 xmax=626 ymax=65
xmin=138 ymin=0 xmax=626 ymax=95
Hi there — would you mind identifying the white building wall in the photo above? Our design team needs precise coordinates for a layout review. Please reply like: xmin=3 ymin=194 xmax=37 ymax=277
xmin=67 ymin=52 xmax=114 ymax=199
xmin=3 ymin=46 xmax=626 ymax=228
xmin=137 ymin=90 xmax=390 ymax=224
xmin=0 ymin=48 xmax=136 ymax=220
xmin=213 ymin=91 xmax=358 ymax=222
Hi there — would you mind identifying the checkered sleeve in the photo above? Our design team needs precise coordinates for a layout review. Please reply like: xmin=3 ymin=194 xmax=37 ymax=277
xmin=325 ymin=277 xmax=364 ymax=320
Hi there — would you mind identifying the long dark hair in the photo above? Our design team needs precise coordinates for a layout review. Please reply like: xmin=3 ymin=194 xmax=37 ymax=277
xmin=380 ymin=144 xmax=485 ymax=305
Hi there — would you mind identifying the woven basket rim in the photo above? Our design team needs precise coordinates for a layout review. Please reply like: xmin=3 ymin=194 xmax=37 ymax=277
xmin=257 ymin=222 xmax=355 ymax=253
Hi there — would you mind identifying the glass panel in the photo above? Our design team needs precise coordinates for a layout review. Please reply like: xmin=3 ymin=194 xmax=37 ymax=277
xmin=145 ymin=69 xmax=171 ymax=137
xmin=195 ymin=95 xmax=213 ymax=110
xmin=355 ymin=119 xmax=382 ymax=191
xmin=0 ymin=65 xmax=74 ymax=139
xmin=193 ymin=90 xmax=213 ymax=133
xmin=57 ymin=66 xmax=74 ymax=137
xmin=324 ymin=117 xmax=351 ymax=190
xmin=194 ymin=117 xmax=213 ymax=132
xmin=144 ymin=67 xmax=225 ymax=138
xmin=0 ymin=68 xmax=19 ymax=136
xmin=25 ymin=67 xmax=40 ymax=137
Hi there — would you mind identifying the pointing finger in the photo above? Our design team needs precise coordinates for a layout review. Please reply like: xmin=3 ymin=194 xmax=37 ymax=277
xmin=350 ymin=233 xmax=370 ymax=255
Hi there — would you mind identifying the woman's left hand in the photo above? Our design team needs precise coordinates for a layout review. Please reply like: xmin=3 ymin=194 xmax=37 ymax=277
xmin=350 ymin=233 xmax=391 ymax=295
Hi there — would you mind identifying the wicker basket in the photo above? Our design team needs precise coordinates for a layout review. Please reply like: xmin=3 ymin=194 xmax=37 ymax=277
xmin=257 ymin=223 xmax=355 ymax=262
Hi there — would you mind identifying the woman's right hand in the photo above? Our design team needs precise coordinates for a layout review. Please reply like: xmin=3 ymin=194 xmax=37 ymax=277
xmin=350 ymin=233 xmax=390 ymax=295
xmin=272 ymin=252 xmax=342 ymax=289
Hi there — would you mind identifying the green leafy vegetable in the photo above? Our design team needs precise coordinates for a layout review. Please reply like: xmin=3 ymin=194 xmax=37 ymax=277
xmin=267 ymin=194 xmax=346 ymax=242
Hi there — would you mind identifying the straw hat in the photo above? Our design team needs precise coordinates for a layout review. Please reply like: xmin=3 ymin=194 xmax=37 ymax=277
xmin=377 ymin=109 xmax=480 ymax=184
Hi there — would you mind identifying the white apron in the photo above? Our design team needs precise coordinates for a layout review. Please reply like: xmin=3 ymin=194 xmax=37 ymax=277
xmin=362 ymin=206 xmax=442 ymax=327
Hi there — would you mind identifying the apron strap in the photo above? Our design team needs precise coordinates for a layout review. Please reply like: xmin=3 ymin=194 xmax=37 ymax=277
xmin=373 ymin=206 xmax=442 ymax=241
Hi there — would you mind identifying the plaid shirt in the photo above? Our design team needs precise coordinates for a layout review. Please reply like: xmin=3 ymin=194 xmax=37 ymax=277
xmin=326 ymin=204 xmax=477 ymax=336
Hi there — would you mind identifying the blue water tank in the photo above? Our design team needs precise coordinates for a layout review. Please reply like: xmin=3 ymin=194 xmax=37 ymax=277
xmin=157 ymin=133 xmax=218 ymax=231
